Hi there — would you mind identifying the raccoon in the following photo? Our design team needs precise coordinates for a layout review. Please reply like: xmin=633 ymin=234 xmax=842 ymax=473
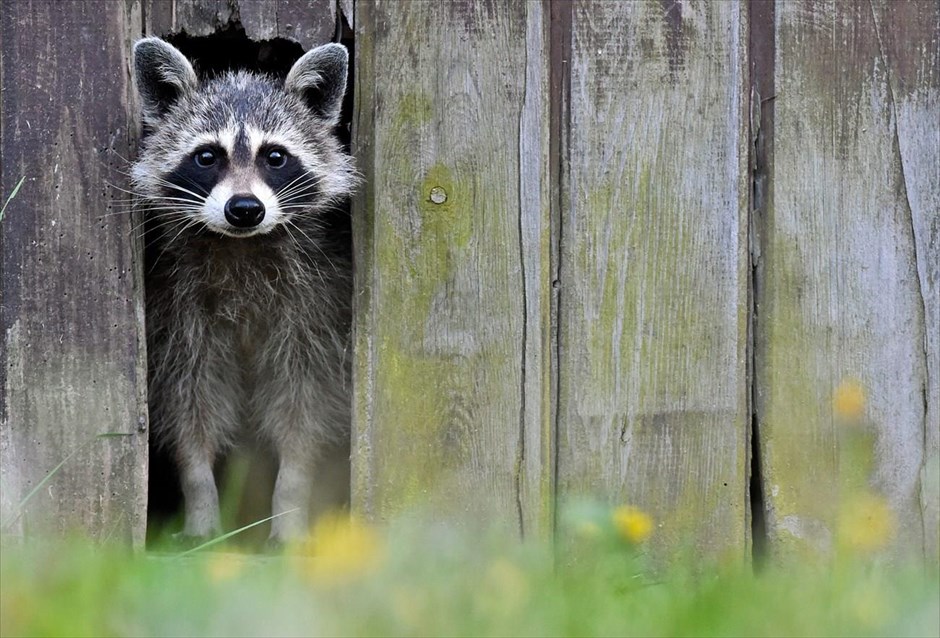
xmin=131 ymin=38 xmax=354 ymax=543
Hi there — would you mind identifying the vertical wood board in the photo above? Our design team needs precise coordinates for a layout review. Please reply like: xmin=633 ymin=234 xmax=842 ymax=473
xmin=0 ymin=0 xmax=148 ymax=545
xmin=556 ymin=0 xmax=751 ymax=560
xmin=756 ymin=0 xmax=939 ymax=561
xmin=352 ymin=0 xmax=553 ymax=534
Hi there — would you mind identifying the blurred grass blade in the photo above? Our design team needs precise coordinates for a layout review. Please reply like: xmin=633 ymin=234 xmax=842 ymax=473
xmin=3 ymin=445 xmax=85 ymax=529
xmin=1 ymin=432 xmax=126 ymax=529
xmin=0 ymin=175 xmax=25 ymax=222
xmin=176 ymin=508 xmax=300 ymax=558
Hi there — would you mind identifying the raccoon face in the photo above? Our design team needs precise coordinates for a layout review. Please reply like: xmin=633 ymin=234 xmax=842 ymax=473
xmin=131 ymin=38 xmax=353 ymax=238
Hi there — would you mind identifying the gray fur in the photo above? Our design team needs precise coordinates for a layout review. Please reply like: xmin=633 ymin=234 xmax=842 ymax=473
xmin=131 ymin=39 xmax=354 ymax=542
xmin=133 ymin=38 xmax=198 ymax=128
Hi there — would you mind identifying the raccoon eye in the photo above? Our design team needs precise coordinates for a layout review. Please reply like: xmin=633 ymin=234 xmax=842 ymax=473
xmin=194 ymin=149 xmax=217 ymax=168
xmin=266 ymin=149 xmax=288 ymax=169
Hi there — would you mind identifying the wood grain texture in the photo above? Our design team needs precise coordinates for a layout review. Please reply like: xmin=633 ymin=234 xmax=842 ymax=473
xmin=556 ymin=0 xmax=751 ymax=561
xmin=756 ymin=0 xmax=939 ymax=561
xmin=145 ymin=0 xmax=235 ymax=37
xmin=0 ymin=0 xmax=148 ymax=545
xmin=352 ymin=0 xmax=553 ymax=534
xmin=145 ymin=0 xmax=335 ymax=48
xmin=339 ymin=0 xmax=353 ymax=29
xmin=238 ymin=0 xmax=335 ymax=48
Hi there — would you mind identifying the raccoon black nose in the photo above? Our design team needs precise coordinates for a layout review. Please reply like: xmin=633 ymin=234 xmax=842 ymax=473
xmin=224 ymin=196 xmax=265 ymax=228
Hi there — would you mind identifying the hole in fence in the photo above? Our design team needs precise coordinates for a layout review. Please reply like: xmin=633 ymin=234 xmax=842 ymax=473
xmin=144 ymin=19 xmax=356 ymax=548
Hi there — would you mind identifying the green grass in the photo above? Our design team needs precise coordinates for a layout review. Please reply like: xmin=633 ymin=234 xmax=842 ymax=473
xmin=0 ymin=175 xmax=25 ymax=222
xmin=2 ymin=506 xmax=937 ymax=638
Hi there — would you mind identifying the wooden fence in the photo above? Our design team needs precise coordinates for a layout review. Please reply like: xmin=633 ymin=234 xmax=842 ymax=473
xmin=1 ymin=0 xmax=937 ymax=564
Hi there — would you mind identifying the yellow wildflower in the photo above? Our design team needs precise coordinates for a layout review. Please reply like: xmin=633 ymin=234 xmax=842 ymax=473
xmin=838 ymin=492 xmax=896 ymax=554
xmin=612 ymin=505 xmax=653 ymax=544
xmin=833 ymin=379 xmax=866 ymax=421
xmin=205 ymin=552 xmax=245 ymax=583
xmin=849 ymin=583 xmax=889 ymax=628
xmin=293 ymin=512 xmax=384 ymax=584
xmin=476 ymin=558 xmax=530 ymax=619
xmin=391 ymin=586 xmax=427 ymax=631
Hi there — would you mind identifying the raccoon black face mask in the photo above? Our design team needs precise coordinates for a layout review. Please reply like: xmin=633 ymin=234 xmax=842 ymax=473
xmin=132 ymin=38 xmax=354 ymax=543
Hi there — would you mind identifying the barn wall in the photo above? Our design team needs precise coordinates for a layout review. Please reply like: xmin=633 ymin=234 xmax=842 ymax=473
xmin=1 ymin=0 xmax=936 ymax=564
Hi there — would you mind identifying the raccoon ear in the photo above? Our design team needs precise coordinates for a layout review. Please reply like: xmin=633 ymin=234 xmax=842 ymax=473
xmin=285 ymin=43 xmax=348 ymax=125
xmin=133 ymin=38 xmax=198 ymax=125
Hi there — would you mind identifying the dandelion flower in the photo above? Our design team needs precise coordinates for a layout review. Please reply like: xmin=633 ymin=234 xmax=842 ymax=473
xmin=477 ymin=559 xmax=530 ymax=617
xmin=833 ymin=379 xmax=866 ymax=421
xmin=612 ymin=505 xmax=653 ymax=544
xmin=294 ymin=513 xmax=384 ymax=584
xmin=838 ymin=492 xmax=896 ymax=554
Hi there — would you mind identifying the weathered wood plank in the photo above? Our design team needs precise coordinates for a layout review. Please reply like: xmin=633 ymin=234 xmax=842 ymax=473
xmin=756 ymin=0 xmax=939 ymax=561
xmin=145 ymin=0 xmax=234 ymax=37
xmin=556 ymin=0 xmax=751 ymax=561
xmin=238 ymin=0 xmax=335 ymax=49
xmin=145 ymin=0 xmax=335 ymax=48
xmin=339 ymin=0 xmax=353 ymax=29
xmin=0 ymin=0 xmax=147 ymax=545
xmin=352 ymin=0 xmax=553 ymax=533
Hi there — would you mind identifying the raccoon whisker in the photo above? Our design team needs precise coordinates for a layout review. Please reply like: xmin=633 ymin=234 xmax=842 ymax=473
xmin=275 ymin=171 xmax=318 ymax=198
xmin=275 ymin=177 xmax=312 ymax=201
xmin=281 ymin=211 xmax=329 ymax=232
xmin=99 ymin=208 xmax=144 ymax=217
xmin=172 ymin=173 xmax=215 ymax=199
xmin=137 ymin=211 xmax=192 ymax=233
xmin=108 ymin=210 xmax=202 ymax=227
xmin=281 ymin=221 xmax=327 ymax=285
xmin=139 ymin=201 xmax=207 ymax=211
xmin=130 ymin=213 xmax=189 ymax=237
xmin=276 ymin=178 xmax=319 ymax=199
xmin=100 ymin=204 xmax=204 ymax=217
xmin=102 ymin=164 xmax=137 ymax=180
xmin=139 ymin=203 xmax=206 ymax=214
xmin=276 ymin=201 xmax=325 ymax=210
xmin=128 ymin=212 xmax=188 ymax=231
xmin=153 ymin=183 xmax=208 ymax=203
xmin=276 ymin=176 xmax=321 ymax=203
xmin=136 ymin=215 xmax=191 ymax=243
xmin=276 ymin=193 xmax=318 ymax=212
xmin=276 ymin=205 xmax=324 ymax=215
xmin=278 ymin=195 xmax=316 ymax=208
xmin=102 ymin=206 xmax=197 ymax=218
xmin=284 ymin=218 xmax=339 ymax=278
xmin=110 ymin=194 xmax=203 ymax=206
xmin=104 ymin=181 xmax=146 ymax=198
xmin=104 ymin=201 xmax=146 ymax=209
xmin=150 ymin=217 xmax=204 ymax=272
xmin=104 ymin=146 xmax=135 ymax=165
xmin=279 ymin=223 xmax=306 ymax=265
xmin=276 ymin=194 xmax=319 ymax=211
xmin=151 ymin=177 xmax=209 ymax=200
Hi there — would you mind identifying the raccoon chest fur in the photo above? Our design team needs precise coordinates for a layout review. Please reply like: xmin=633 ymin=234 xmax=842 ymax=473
xmin=162 ymin=231 xmax=350 ymax=376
